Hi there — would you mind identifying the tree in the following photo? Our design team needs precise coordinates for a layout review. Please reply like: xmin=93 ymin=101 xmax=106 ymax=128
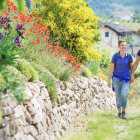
xmin=33 ymin=0 xmax=101 ymax=63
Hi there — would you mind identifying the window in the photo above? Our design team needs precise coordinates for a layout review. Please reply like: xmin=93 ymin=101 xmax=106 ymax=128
xmin=105 ymin=32 xmax=109 ymax=37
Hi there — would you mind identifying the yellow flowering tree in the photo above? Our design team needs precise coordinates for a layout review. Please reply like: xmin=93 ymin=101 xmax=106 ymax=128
xmin=32 ymin=0 xmax=102 ymax=63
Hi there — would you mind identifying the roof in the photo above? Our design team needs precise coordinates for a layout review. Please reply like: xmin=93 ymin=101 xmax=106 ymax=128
xmin=98 ymin=21 xmax=135 ymax=36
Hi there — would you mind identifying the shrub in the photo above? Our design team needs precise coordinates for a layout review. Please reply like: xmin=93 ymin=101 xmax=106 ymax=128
xmin=85 ymin=59 xmax=100 ymax=75
xmin=59 ymin=69 xmax=71 ymax=81
xmin=31 ymin=63 xmax=58 ymax=105
xmin=15 ymin=59 xmax=39 ymax=82
xmin=80 ymin=65 xmax=92 ymax=78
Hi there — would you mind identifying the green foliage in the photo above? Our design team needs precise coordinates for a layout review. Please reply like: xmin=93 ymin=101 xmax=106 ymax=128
xmin=40 ymin=73 xmax=57 ymax=105
xmin=0 ymin=14 xmax=25 ymax=103
xmin=122 ymin=36 xmax=134 ymax=45
xmin=99 ymin=48 xmax=111 ymax=67
xmin=135 ymin=64 xmax=140 ymax=77
xmin=80 ymin=65 xmax=92 ymax=78
xmin=0 ymin=0 xmax=6 ymax=12
xmin=59 ymin=69 xmax=71 ymax=82
xmin=0 ymin=68 xmax=25 ymax=103
xmin=17 ymin=0 xmax=26 ymax=11
xmin=31 ymin=63 xmax=58 ymax=105
xmin=85 ymin=59 xmax=100 ymax=75
xmin=0 ymin=109 xmax=1 ymax=123
xmin=15 ymin=59 xmax=39 ymax=82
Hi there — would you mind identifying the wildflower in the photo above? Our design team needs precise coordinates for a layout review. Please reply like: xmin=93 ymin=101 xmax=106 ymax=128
xmin=82 ymin=125 xmax=85 ymax=128
xmin=36 ymin=38 xmax=40 ymax=44
xmin=131 ymin=92 xmax=136 ymax=98
xmin=14 ymin=38 xmax=20 ymax=44
xmin=17 ymin=24 xmax=23 ymax=30
xmin=14 ymin=16 xmax=18 ymax=19
xmin=31 ymin=41 xmax=35 ymax=44
xmin=0 ymin=33 xmax=4 ymax=39
xmin=55 ymin=42 xmax=59 ymax=46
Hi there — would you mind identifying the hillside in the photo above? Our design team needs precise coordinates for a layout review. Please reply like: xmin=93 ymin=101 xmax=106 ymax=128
xmin=84 ymin=0 xmax=140 ymax=17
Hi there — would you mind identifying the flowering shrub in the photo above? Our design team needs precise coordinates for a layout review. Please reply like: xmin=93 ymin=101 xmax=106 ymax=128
xmin=32 ymin=0 xmax=102 ymax=63
xmin=0 ymin=2 xmax=26 ymax=102
xmin=0 ymin=0 xmax=83 ymax=104
xmin=80 ymin=65 xmax=92 ymax=78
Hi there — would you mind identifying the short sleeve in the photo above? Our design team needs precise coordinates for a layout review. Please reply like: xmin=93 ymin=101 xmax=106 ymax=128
xmin=111 ymin=54 xmax=115 ymax=63
xmin=137 ymin=50 xmax=140 ymax=56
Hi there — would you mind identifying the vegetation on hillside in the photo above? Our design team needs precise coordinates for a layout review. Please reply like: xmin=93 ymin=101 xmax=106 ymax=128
xmin=84 ymin=0 xmax=140 ymax=17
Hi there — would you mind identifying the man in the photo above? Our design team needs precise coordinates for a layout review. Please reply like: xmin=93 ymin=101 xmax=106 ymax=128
xmin=131 ymin=50 xmax=140 ymax=82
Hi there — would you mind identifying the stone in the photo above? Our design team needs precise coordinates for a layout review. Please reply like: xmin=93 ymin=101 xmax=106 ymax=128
xmin=14 ymin=105 xmax=25 ymax=118
xmin=24 ymin=87 xmax=33 ymax=100
xmin=2 ymin=106 xmax=14 ymax=117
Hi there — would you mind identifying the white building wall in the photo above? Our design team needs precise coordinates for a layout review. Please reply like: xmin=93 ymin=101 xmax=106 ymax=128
xmin=99 ymin=27 xmax=119 ymax=49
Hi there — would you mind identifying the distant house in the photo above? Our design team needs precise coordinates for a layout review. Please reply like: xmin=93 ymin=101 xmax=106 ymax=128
xmin=113 ymin=11 xmax=134 ymax=21
xmin=98 ymin=21 xmax=135 ymax=48
xmin=132 ymin=28 xmax=140 ymax=46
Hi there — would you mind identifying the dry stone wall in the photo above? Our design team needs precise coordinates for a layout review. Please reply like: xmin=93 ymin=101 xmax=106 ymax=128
xmin=0 ymin=76 xmax=116 ymax=140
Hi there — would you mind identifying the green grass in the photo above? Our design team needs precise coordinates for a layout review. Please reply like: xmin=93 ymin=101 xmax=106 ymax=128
xmin=61 ymin=77 xmax=140 ymax=140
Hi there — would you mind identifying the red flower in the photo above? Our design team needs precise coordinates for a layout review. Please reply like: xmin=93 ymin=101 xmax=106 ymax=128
xmin=31 ymin=41 xmax=35 ymax=44
xmin=14 ymin=16 xmax=18 ymax=19
xmin=55 ymin=42 xmax=59 ymax=46
xmin=7 ymin=7 xmax=10 ymax=12
xmin=36 ymin=38 xmax=40 ymax=44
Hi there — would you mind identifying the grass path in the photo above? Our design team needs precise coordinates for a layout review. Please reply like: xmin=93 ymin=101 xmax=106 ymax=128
xmin=61 ymin=95 xmax=140 ymax=140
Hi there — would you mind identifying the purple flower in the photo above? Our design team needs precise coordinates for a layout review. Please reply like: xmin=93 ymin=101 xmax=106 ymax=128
xmin=17 ymin=24 xmax=23 ymax=30
xmin=0 ymin=33 xmax=3 ymax=39
xmin=14 ymin=38 xmax=20 ymax=44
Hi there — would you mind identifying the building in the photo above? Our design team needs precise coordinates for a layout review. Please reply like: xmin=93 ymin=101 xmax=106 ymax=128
xmin=98 ymin=21 xmax=135 ymax=48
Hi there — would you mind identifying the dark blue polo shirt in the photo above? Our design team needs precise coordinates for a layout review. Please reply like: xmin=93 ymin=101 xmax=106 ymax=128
xmin=137 ymin=50 xmax=140 ymax=56
xmin=111 ymin=52 xmax=133 ymax=77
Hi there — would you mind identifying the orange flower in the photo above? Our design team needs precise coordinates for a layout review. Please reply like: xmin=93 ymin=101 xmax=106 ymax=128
xmin=73 ymin=72 xmax=79 ymax=78
xmin=27 ymin=33 xmax=30 ymax=36
xmin=21 ymin=45 xmax=24 ymax=47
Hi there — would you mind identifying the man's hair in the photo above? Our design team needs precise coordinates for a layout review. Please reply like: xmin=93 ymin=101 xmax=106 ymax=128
xmin=118 ymin=40 xmax=126 ymax=46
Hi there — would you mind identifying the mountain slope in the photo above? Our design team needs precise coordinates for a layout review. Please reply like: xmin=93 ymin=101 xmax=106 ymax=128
xmin=84 ymin=0 xmax=140 ymax=17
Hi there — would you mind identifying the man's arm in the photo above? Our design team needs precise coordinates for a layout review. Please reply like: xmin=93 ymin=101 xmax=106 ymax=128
xmin=131 ymin=56 xmax=140 ymax=83
xmin=132 ymin=56 xmax=140 ymax=75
